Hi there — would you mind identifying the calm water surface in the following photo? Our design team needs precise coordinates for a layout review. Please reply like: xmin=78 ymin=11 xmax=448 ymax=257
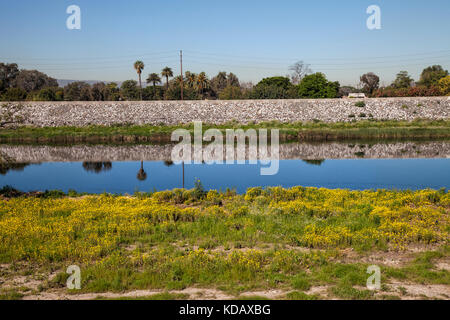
xmin=1 ymin=159 xmax=449 ymax=194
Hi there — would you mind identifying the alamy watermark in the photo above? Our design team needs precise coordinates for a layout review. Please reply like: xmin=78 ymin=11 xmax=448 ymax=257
xmin=66 ymin=265 xmax=81 ymax=289
xmin=366 ymin=5 xmax=381 ymax=30
xmin=66 ymin=5 xmax=81 ymax=30
xmin=366 ymin=265 xmax=381 ymax=290
xmin=171 ymin=121 xmax=280 ymax=175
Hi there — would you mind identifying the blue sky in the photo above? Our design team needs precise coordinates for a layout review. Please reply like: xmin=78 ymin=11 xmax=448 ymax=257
xmin=1 ymin=0 xmax=449 ymax=85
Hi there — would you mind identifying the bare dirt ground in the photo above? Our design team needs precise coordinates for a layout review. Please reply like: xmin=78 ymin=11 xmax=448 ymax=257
xmin=1 ymin=246 xmax=449 ymax=300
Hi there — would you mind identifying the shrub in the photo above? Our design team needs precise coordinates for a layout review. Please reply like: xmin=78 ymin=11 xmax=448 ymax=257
xmin=438 ymin=75 xmax=450 ymax=95
xmin=372 ymin=85 xmax=441 ymax=97
xmin=1 ymin=88 xmax=27 ymax=101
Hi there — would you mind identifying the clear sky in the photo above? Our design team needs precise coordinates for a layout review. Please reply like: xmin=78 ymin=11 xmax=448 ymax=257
xmin=1 ymin=0 xmax=449 ymax=86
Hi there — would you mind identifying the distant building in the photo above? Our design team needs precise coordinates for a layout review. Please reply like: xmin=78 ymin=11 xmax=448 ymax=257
xmin=347 ymin=93 xmax=366 ymax=98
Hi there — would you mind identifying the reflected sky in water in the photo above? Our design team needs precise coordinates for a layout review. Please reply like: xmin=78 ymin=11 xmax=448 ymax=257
xmin=1 ymin=159 xmax=449 ymax=194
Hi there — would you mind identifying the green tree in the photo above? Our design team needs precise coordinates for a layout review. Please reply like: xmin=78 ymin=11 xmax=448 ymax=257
xmin=35 ymin=87 xmax=57 ymax=101
xmin=146 ymin=73 xmax=162 ymax=87
xmin=419 ymin=65 xmax=449 ymax=87
xmin=219 ymin=85 xmax=242 ymax=100
xmin=249 ymin=76 xmax=297 ymax=99
xmin=133 ymin=60 xmax=145 ymax=100
xmin=166 ymin=86 xmax=199 ymax=100
xmin=13 ymin=69 xmax=58 ymax=92
xmin=391 ymin=71 xmax=414 ymax=89
xmin=0 ymin=87 xmax=27 ymax=101
xmin=196 ymin=72 xmax=209 ymax=96
xmin=0 ymin=63 xmax=19 ymax=93
xmin=63 ymin=82 xmax=92 ymax=101
xmin=298 ymin=73 xmax=340 ymax=98
xmin=91 ymin=82 xmax=107 ymax=101
xmin=256 ymin=76 xmax=292 ymax=90
xmin=105 ymin=82 xmax=120 ymax=101
xmin=210 ymin=71 xmax=228 ymax=95
xmin=227 ymin=72 xmax=240 ymax=87
xmin=142 ymin=86 xmax=164 ymax=100
xmin=120 ymin=80 xmax=139 ymax=101
xmin=161 ymin=67 xmax=173 ymax=89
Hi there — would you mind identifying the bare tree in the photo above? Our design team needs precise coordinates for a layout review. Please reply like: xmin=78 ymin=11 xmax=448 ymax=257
xmin=360 ymin=72 xmax=380 ymax=95
xmin=289 ymin=61 xmax=312 ymax=84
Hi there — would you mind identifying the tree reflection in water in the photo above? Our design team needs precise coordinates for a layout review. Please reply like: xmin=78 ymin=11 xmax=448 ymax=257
xmin=136 ymin=160 xmax=147 ymax=181
xmin=82 ymin=162 xmax=112 ymax=173
xmin=302 ymin=159 xmax=325 ymax=166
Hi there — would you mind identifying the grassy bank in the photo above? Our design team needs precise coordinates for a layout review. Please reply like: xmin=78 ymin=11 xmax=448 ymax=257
xmin=0 ymin=186 xmax=449 ymax=300
xmin=0 ymin=119 xmax=449 ymax=144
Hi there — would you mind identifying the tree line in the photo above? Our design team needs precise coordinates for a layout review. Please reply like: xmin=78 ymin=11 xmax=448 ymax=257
xmin=1 ymin=61 xmax=449 ymax=101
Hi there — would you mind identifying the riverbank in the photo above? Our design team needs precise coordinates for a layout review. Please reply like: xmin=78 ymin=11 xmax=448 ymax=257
xmin=3 ymin=97 xmax=449 ymax=127
xmin=1 ymin=119 xmax=450 ymax=143
xmin=0 ymin=186 xmax=448 ymax=300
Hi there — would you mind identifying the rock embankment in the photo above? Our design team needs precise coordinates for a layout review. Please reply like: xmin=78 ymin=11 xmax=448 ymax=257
xmin=4 ymin=97 xmax=450 ymax=127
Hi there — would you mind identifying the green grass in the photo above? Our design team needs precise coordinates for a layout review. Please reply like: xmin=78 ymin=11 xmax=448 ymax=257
xmin=285 ymin=291 xmax=319 ymax=300
xmin=1 ymin=186 xmax=448 ymax=300
xmin=95 ymin=292 xmax=189 ymax=300
xmin=330 ymin=284 xmax=374 ymax=300
xmin=1 ymin=119 xmax=449 ymax=143
xmin=0 ymin=289 xmax=24 ymax=300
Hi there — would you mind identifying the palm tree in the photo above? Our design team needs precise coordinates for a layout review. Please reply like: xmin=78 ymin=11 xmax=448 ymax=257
xmin=146 ymin=73 xmax=161 ymax=88
xmin=133 ymin=60 xmax=145 ymax=100
xmin=136 ymin=160 xmax=147 ymax=181
xmin=185 ymin=71 xmax=197 ymax=88
xmin=196 ymin=72 xmax=209 ymax=97
xmin=161 ymin=67 xmax=173 ymax=89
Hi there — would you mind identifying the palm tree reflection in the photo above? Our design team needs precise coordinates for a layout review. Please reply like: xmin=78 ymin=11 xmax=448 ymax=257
xmin=137 ymin=160 xmax=147 ymax=181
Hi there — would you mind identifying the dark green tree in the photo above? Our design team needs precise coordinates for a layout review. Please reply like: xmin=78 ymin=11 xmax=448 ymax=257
xmin=120 ymin=80 xmax=139 ymax=100
xmin=0 ymin=63 xmax=19 ymax=93
xmin=63 ymin=82 xmax=92 ymax=101
xmin=391 ymin=71 xmax=414 ymax=89
xmin=13 ymin=69 xmax=58 ymax=92
xmin=419 ymin=65 xmax=449 ymax=87
xmin=298 ymin=73 xmax=340 ymax=98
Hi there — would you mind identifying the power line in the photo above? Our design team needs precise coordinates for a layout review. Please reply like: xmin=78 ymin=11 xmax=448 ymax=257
xmin=0 ymin=50 xmax=179 ymax=62
xmin=184 ymin=49 xmax=450 ymax=62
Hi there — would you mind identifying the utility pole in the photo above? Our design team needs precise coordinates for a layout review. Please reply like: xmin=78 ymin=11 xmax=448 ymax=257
xmin=180 ymin=50 xmax=184 ymax=100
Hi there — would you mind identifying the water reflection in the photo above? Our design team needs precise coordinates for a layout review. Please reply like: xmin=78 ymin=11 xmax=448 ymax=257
xmin=0 ymin=141 xmax=448 ymax=163
xmin=1 ymin=141 xmax=449 ymax=193
xmin=82 ymin=162 xmax=112 ymax=173
xmin=136 ymin=160 xmax=147 ymax=181
xmin=0 ymin=159 xmax=448 ymax=194
xmin=302 ymin=159 xmax=325 ymax=166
